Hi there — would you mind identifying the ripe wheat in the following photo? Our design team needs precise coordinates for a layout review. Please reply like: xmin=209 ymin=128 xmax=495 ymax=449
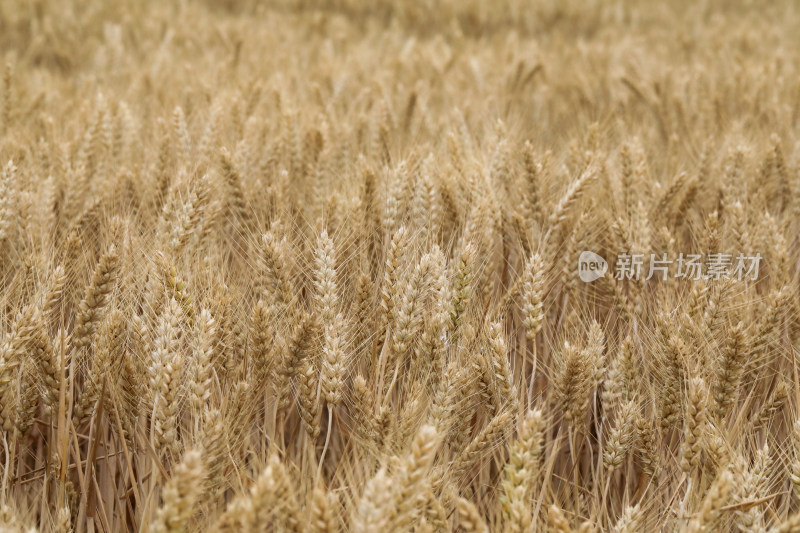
xmin=1 ymin=0 xmax=800 ymax=531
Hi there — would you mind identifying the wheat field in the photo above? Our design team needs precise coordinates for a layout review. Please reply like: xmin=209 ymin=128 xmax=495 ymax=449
xmin=1 ymin=0 xmax=800 ymax=531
